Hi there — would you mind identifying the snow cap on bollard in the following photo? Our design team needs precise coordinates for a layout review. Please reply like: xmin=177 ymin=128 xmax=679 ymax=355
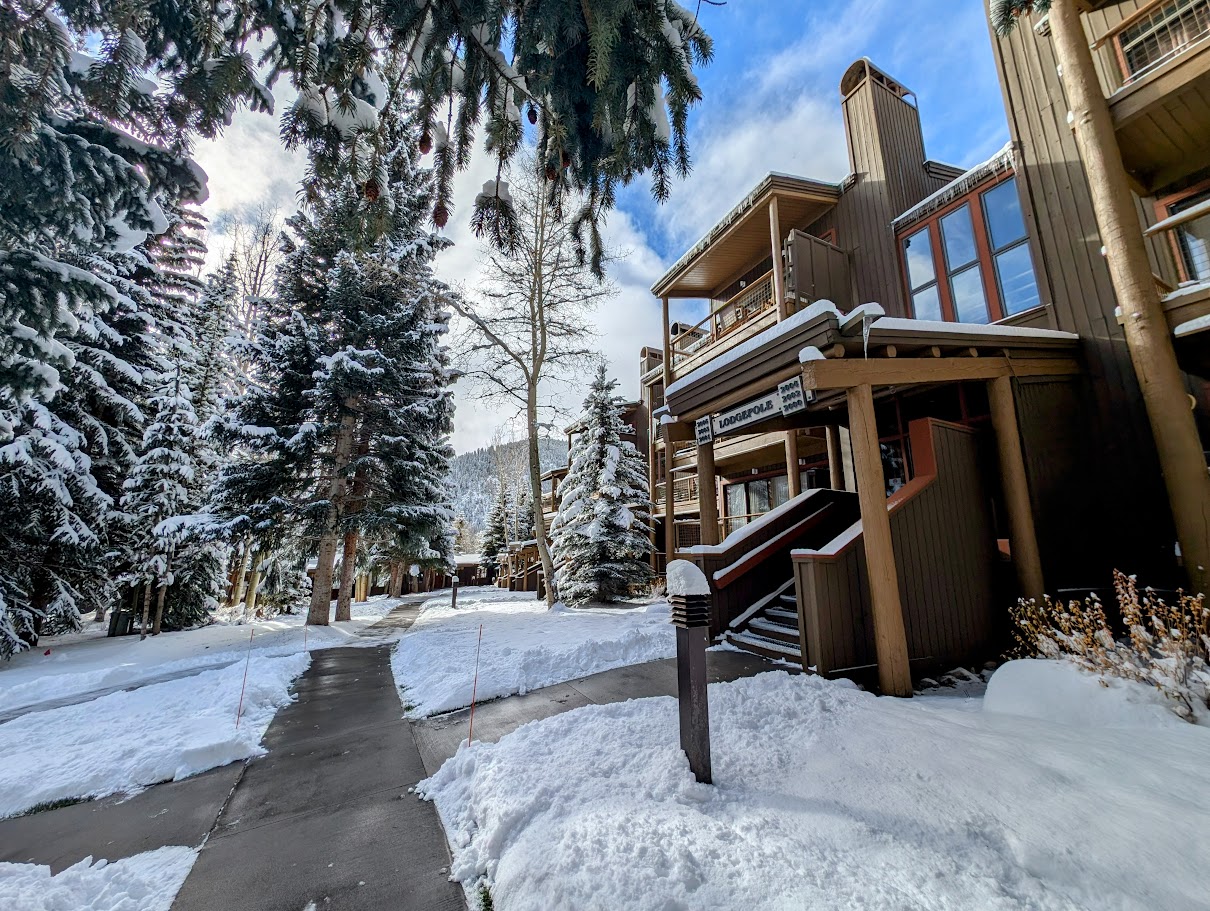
xmin=666 ymin=560 xmax=710 ymax=597
xmin=666 ymin=560 xmax=711 ymax=629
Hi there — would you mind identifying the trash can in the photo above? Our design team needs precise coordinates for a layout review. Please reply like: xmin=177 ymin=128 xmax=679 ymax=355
xmin=107 ymin=609 xmax=134 ymax=637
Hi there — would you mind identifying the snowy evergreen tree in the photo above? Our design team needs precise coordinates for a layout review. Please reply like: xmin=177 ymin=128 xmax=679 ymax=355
xmin=550 ymin=366 xmax=653 ymax=604
xmin=481 ymin=488 xmax=509 ymax=574
xmin=213 ymin=105 xmax=456 ymax=626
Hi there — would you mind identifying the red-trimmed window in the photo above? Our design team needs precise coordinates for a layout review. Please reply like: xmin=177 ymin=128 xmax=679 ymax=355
xmin=897 ymin=174 xmax=1042 ymax=324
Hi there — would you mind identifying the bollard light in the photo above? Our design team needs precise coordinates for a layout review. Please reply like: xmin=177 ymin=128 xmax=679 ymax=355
xmin=666 ymin=559 xmax=713 ymax=785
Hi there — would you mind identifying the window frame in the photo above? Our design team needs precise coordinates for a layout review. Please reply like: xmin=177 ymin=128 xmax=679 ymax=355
xmin=897 ymin=172 xmax=1043 ymax=324
xmin=1154 ymin=176 xmax=1210 ymax=284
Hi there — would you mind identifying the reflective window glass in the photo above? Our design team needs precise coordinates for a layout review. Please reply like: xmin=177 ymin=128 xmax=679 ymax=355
xmin=941 ymin=204 xmax=978 ymax=269
xmin=903 ymin=227 xmax=935 ymax=290
xmin=912 ymin=285 xmax=943 ymax=321
xmin=983 ymin=178 xmax=1027 ymax=249
xmin=995 ymin=245 xmax=1042 ymax=314
xmin=951 ymin=266 xmax=990 ymax=324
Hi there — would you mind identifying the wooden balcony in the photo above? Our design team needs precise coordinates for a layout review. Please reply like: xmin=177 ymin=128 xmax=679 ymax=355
xmin=1093 ymin=0 xmax=1210 ymax=193
xmin=669 ymin=271 xmax=778 ymax=377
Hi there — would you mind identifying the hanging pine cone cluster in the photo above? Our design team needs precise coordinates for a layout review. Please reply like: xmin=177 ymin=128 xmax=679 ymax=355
xmin=363 ymin=177 xmax=380 ymax=201
xmin=419 ymin=131 xmax=433 ymax=154
xmin=527 ymin=105 xmax=537 ymax=124
xmin=433 ymin=203 xmax=449 ymax=228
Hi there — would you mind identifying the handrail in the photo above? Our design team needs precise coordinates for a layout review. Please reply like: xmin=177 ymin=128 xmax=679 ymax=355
xmin=671 ymin=270 xmax=775 ymax=358
xmin=714 ymin=503 xmax=836 ymax=589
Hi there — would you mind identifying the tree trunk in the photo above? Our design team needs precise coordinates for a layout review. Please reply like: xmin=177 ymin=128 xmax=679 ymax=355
xmin=227 ymin=540 xmax=250 ymax=608
xmin=527 ymin=385 xmax=558 ymax=607
xmin=307 ymin=411 xmax=358 ymax=625
xmin=152 ymin=552 xmax=173 ymax=635
xmin=388 ymin=563 xmax=403 ymax=598
xmin=1049 ymin=1 xmax=1210 ymax=593
xmin=336 ymin=530 xmax=357 ymax=621
xmin=139 ymin=582 xmax=153 ymax=640
xmin=245 ymin=549 xmax=264 ymax=619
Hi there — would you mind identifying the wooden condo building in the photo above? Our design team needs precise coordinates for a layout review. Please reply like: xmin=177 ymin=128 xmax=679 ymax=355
xmin=638 ymin=16 xmax=1210 ymax=694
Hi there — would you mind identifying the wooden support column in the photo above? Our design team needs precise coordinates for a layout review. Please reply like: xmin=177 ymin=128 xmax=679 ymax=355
xmin=826 ymin=425 xmax=844 ymax=491
xmin=988 ymin=376 xmax=1046 ymax=603
xmin=697 ymin=440 xmax=719 ymax=546
xmin=662 ymin=422 xmax=677 ymax=561
xmin=846 ymin=383 xmax=912 ymax=697
xmin=785 ymin=430 xmax=801 ymax=497
xmin=769 ymin=198 xmax=787 ymax=320
xmin=661 ymin=296 xmax=673 ymax=388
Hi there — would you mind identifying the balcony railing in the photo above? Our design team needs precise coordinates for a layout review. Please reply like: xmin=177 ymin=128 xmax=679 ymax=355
xmin=1096 ymin=0 xmax=1210 ymax=86
xmin=655 ymin=475 xmax=700 ymax=509
xmin=670 ymin=270 xmax=775 ymax=370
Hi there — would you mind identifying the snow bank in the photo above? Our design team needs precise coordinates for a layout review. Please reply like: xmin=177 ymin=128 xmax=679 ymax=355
xmin=421 ymin=671 xmax=1210 ymax=910
xmin=984 ymin=658 xmax=1184 ymax=729
xmin=665 ymin=560 xmax=708 ymax=597
xmin=0 ymin=846 xmax=197 ymax=911
xmin=391 ymin=597 xmax=674 ymax=716
xmin=0 ymin=595 xmax=401 ymax=717
xmin=0 ymin=654 xmax=308 ymax=818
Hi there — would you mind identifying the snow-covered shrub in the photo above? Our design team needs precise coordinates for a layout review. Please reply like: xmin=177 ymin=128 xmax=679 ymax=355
xmin=1012 ymin=571 xmax=1210 ymax=722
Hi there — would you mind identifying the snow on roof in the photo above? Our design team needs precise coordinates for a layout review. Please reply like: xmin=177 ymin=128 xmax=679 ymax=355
xmin=1174 ymin=313 xmax=1210 ymax=338
xmin=666 ymin=560 xmax=710 ymax=597
xmin=891 ymin=142 xmax=1015 ymax=231
xmin=665 ymin=299 xmax=841 ymax=398
xmin=867 ymin=316 xmax=1078 ymax=342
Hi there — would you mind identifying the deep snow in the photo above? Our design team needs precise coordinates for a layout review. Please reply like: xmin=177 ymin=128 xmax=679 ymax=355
xmin=0 ymin=595 xmax=402 ymax=718
xmin=391 ymin=593 xmax=675 ymax=716
xmin=421 ymin=664 xmax=1210 ymax=910
xmin=0 ymin=846 xmax=197 ymax=911
xmin=0 ymin=652 xmax=308 ymax=818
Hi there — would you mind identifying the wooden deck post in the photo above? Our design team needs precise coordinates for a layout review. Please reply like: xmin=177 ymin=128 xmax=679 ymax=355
xmin=988 ymin=376 xmax=1046 ymax=603
xmin=697 ymin=440 xmax=719 ymax=546
xmin=661 ymin=295 xmax=673 ymax=388
xmin=769 ymin=197 xmax=787 ymax=320
xmin=826 ymin=425 xmax=844 ymax=490
xmin=846 ymin=383 xmax=912 ymax=696
xmin=785 ymin=430 xmax=802 ymax=497
xmin=663 ymin=422 xmax=678 ymax=560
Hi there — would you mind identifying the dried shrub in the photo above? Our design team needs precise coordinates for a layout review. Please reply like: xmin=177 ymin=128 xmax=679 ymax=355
xmin=1011 ymin=570 xmax=1210 ymax=722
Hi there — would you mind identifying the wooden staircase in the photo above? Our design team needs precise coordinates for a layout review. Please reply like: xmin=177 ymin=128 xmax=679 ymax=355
xmin=722 ymin=581 xmax=804 ymax=663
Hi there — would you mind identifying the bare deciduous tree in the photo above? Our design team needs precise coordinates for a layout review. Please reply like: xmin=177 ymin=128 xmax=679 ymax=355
xmin=453 ymin=159 xmax=618 ymax=606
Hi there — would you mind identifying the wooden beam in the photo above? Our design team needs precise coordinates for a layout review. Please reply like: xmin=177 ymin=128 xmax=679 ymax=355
xmin=661 ymin=296 xmax=672 ymax=388
xmin=988 ymin=376 xmax=1046 ymax=603
xmin=678 ymin=363 xmax=804 ymax=423
xmin=826 ymin=425 xmax=844 ymax=490
xmin=785 ymin=431 xmax=802 ymax=498
xmin=801 ymin=355 xmax=1081 ymax=391
xmin=847 ymin=383 xmax=912 ymax=697
xmin=824 ymin=343 xmax=846 ymax=358
xmin=770 ymin=197 xmax=787 ymax=320
xmin=697 ymin=441 xmax=719 ymax=546
xmin=662 ymin=423 xmax=677 ymax=561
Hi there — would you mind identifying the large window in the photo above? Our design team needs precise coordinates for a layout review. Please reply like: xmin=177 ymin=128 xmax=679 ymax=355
xmin=902 ymin=227 xmax=942 ymax=321
xmin=898 ymin=175 xmax=1042 ymax=324
xmin=1116 ymin=0 xmax=1210 ymax=84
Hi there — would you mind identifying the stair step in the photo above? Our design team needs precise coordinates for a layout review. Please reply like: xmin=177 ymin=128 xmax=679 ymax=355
xmin=766 ymin=608 xmax=799 ymax=622
xmin=727 ymin=631 xmax=802 ymax=661
xmin=778 ymin=594 xmax=797 ymax=605
xmin=748 ymin=618 xmax=800 ymax=643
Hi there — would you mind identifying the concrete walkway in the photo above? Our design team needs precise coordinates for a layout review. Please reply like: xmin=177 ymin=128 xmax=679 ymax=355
xmin=412 ymin=648 xmax=786 ymax=776
xmin=172 ymin=643 xmax=462 ymax=911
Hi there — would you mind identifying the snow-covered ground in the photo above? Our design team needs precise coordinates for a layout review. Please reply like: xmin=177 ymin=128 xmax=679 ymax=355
xmin=0 ymin=846 xmax=197 ymax=911
xmin=421 ymin=659 xmax=1210 ymax=910
xmin=0 ymin=595 xmax=403 ymax=719
xmin=0 ymin=652 xmax=308 ymax=818
xmin=391 ymin=592 xmax=675 ymax=716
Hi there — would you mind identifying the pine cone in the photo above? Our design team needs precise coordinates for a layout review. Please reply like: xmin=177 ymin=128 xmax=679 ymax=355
xmin=419 ymin=131 xmax=433 ymax=154
xmin=433 ymin=203 xmax=449 ymax=228
xmin=561 ymin=149 xmax=571 ymax=169
xmin=544 ymin=164 xmax=557 ymax=182
xmin=527 ymin=106 xmax=537 ymax=125
xmin=363 ymin=178 xmax=380 ymax=201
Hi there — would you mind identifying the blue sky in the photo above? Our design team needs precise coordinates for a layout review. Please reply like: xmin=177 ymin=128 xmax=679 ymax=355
xmin=194 ymin=0 xmax=1011 ymax=452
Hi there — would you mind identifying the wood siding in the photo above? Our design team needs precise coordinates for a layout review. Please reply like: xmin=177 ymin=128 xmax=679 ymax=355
xmin=784 ymin=230 xmax=853 ymax=311
xmin=807 ymin=69 xmax=961 ymax=317
xmin=987 ymin=2 xmax=1181 ymax=583
xmin=794 ymin=420 xmax=998 ymax=676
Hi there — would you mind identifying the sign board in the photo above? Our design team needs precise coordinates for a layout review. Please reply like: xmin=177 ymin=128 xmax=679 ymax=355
xmin=709 ymin=379 xmax=814 ymax=437
xmin=694 ymin=416 xmax=713 ymax=446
